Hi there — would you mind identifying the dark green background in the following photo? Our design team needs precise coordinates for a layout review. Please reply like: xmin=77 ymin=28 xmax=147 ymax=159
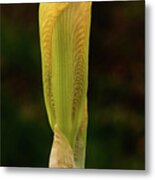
xmin=1 ymin=1 xmax=145 ymax=169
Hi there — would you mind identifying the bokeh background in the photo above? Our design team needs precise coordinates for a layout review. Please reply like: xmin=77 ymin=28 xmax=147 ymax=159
xmin=1 ymin=1 xmax=145 ymax=169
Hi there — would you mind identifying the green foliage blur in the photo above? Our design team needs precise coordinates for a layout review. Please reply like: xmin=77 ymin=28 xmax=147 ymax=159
xmin=1 ymin=2 xmax=145 ymax=169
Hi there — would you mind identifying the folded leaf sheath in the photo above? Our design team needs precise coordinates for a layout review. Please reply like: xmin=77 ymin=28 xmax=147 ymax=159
xmin=39 ymin=2 xmax=92 ymax=168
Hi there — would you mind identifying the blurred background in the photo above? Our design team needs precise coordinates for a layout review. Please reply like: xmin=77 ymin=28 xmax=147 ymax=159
xmin=1 ymin=1 xmax=145 ymax=169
